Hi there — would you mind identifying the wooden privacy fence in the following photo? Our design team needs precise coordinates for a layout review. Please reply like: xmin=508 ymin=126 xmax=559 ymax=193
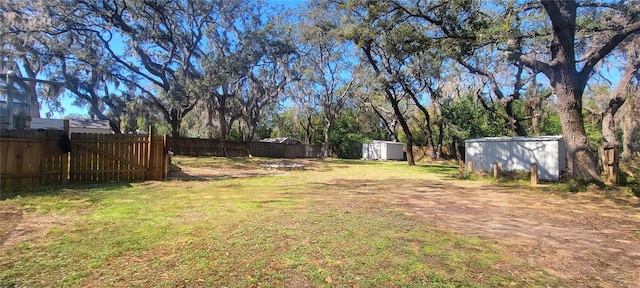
xmin=167 ymin=137 xmax=247 ymax=157
xmin=1 ymin=127 xmax=167 ymax=188
xmin=70 ymin=132 xmax=166 ymax=182
xmin=167 ymin=137 xmax=326 ymax=158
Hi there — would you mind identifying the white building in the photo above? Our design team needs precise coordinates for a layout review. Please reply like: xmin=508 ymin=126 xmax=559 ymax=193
xmin=362 ymin=140 xmax=405 ymax=160
xmin=30 ymin=118 xmax=113 ymax=135
xmin=465 ymin=136 xmax=566 ymax=181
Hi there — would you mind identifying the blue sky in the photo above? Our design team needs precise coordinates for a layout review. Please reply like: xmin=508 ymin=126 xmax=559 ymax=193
xmin=43 ymin=0 xmax=627 ymax=120
xmin=45 ymin=0 xmax=309 ymax=119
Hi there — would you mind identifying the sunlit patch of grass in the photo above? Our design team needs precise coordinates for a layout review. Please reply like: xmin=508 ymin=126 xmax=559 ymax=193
xmin=0 ymin=156 xmax=561 ymax=287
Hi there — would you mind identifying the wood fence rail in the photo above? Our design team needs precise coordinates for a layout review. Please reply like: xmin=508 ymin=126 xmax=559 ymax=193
xmin=1 ymin=124 xmax=167 ymax=188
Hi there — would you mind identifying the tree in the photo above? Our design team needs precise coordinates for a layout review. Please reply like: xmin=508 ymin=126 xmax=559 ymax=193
xmin=522 ymin=78 xmax=554 ymax=136
xmin=508 ymin=1 xmax=640 ymax=184
xmin=66 ymin=0 xmax=213 ymax=137
xmin=198 ymin=0 xmax=276 ymax=140
xmin=297 ymin=6 xmax=359 ymax=157
xmin=355 ymin=78 xmax=401 ymax=142
xmin=601 ymin=36 xmax=640 ymax=149
xmin=243 ymin=18 xmax=298 ymax=144
xmin=288 ymin=80 xmax=324 ymax=144
xmin=329 ymin=108 xmax=367 ymax=159
xmin=335 ymin=0 xmax=480 ymax=165
xmin=0 ymin=0 xmax=70 ymax=118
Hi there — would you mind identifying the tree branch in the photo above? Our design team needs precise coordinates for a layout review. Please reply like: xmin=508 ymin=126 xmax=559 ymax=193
xmin=580 ymin=21 xmax=640 ymax=84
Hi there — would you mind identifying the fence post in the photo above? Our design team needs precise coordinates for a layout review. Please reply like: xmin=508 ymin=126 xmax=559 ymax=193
xmin=531 ymin=163 xmax=538 ymax=185
xmin=61 ymin=119 xmax=70 ymax=184
xmin=493 ymin=162 xmax=502 ymax=178
xmin=467 ymin=161 xmax=473 ymax=172
xmin=147 ymin=125 xmax=154 ymax=180
xmin=40 ymin=130 xmax=47 ymax=185
xmin=601 ymin=146 xmax=619 ymax=185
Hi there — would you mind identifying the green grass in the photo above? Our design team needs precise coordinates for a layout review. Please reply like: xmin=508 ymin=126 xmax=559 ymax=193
xmin=0 ymin=157 xmax=559 ymax=287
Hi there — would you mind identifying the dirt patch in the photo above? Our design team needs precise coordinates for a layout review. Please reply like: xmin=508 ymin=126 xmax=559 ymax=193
xmin=331 ymin=179 xmax=640 ymax=288
xmin=0 ymin=203 xmax=23 ymax=245
xmin=168 ymin=159 xmax=318 ymax=180
xmin=167 ymin=166 xmax=282 ymax=180
xmin=0 ymin=205 xmax=68 ymax=247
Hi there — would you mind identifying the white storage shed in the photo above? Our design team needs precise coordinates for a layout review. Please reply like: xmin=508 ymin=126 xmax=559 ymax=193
xmin=465 ymin=136 xmax=566 ymax=181
xmin=362 ymin=140 xmax=404 ymax=160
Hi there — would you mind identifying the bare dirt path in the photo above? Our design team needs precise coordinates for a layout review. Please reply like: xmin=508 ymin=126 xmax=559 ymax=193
xmin=331 ymin=179 xmax=640 ymax=288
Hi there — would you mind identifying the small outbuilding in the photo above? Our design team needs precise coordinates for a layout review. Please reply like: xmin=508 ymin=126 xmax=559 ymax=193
xmin=465 ymin=136 xmax=566 ymax=181
xmin=362 ymin=140 xmax=404 ymax=160
xmin=30 ymin=118 xmax=113 ymax=135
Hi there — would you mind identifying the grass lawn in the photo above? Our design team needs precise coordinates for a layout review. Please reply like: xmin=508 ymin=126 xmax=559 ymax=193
xmin=0 ymin=157 xmax=561 ymax=287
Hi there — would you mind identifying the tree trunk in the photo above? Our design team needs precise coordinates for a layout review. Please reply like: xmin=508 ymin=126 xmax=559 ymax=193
xmin=506 ymin=100 xmax=528 ymax=136
xmin=427 ymin=127 xmax=436 ymax=160
xmin=436 ymin=120 xmax=444 ymax=159
xmin=542 ymin=1 xmax=602 ymax=185
xmin=621 ymin=92 xmax=639 ymax=160
xmin=370 ymin=104 xmax=396 ymax=142
xmin=432 ymin=95 xmax=444 ymax=160
xmin=323 ymin=119 xmax=331 ymax=158
xmin=406 ymin=84 xmax=436 ymax=159
xmin=218 ymin=106 xmax=227 ymax=139
xmin=170 ymin=108 xmax=180 ymax=137
xmin=451 ymin=135 xmax=459 ymax=161
xmin=601 ymin=98 xmax=624 ymax=145
xmin=28 ymin=81 xmax=41 ymax=119
xmin=554 ymin=81 xmax=602 ymax=184
xmin=360 ymin=45 xmax=414 ymax=165
xmin=392 ymin=100 xmax=415 ymax=165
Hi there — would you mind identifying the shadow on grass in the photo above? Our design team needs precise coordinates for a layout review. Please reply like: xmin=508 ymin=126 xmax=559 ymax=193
xmin=416 ymin=163 xmax=458 ymax=174
xmin=0 ymin=182 xmax=133 ymax=201
xmin=167 ymin=169 xmax=280 ymax=182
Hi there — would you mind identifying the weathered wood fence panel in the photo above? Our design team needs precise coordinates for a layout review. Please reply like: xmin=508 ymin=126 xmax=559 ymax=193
xmin=249 ymin=142 xmax=284 ymax=158
xmin=167 ymin=137 xmax=326 ymax=159
xmin=69 ymin=133 xmax=166 ymax=182
xmin=167 ymin=137 xmax=248 ymax=157
xmin=1 ymin=129 xmax=68 ymax=187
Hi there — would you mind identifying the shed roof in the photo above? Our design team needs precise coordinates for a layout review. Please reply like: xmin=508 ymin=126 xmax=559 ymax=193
xmin=465 ymin=136 xmax=563 ymax=143
xmin=369 ymin=140 xmax=404 ymax=145
xmin=30 ymin=118 xmax=111 ymax=130
xmin=69 ymin=119 xmax=111 ymax=130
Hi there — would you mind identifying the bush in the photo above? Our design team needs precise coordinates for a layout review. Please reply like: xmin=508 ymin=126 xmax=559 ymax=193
xmin=331 ymin=133 xmax=364 ymax=159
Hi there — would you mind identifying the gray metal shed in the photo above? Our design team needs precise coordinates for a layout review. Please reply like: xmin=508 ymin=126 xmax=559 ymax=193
xmin=465 ymin=136 xmax=566 ymax=181
xmin=362 ymin=140 xmax=404 ymax=160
